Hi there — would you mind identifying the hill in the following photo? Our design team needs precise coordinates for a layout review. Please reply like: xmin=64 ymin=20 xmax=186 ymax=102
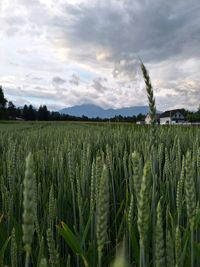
xmin=59 ymin=104 xmax=149 ymax=118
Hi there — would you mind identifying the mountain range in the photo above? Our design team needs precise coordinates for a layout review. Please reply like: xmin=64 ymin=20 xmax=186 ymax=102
xmin=59 ymin=104 xmax=150 ymax=118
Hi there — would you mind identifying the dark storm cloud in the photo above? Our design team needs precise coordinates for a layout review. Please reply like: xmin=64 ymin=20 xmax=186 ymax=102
xmin=58 ymin=0 xmax=200 ymax=64
xmin=3 ymin=0 xmax=200 ymax=66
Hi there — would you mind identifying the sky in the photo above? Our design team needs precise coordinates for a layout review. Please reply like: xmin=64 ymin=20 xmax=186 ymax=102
xmin=0 ymin=0 xmax=200 ymax=111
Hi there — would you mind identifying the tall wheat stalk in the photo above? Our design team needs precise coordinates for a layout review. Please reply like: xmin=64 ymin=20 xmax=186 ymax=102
xmin=141 ymin=63 xmax=156 ymax=126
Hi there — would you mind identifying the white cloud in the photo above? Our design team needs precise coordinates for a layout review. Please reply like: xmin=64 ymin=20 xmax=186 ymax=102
xmin=0 ymin=0 xmax=199 ymax=111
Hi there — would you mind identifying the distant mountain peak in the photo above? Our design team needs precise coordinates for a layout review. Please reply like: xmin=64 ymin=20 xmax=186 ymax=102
xmin=59 ymin=104 xmax=149 ymax=118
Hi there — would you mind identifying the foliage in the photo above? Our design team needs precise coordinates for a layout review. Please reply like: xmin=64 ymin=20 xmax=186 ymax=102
xmin=0 ymin=86 xmax=7 ymax=119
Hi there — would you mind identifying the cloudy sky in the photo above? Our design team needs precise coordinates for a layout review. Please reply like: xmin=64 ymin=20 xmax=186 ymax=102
xmin=0 ymin=0 xmax=200 ymax=111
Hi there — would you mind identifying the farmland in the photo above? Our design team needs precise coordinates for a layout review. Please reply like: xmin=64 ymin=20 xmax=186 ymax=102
xmin=0 ymin=121 xmax=199 ymax=266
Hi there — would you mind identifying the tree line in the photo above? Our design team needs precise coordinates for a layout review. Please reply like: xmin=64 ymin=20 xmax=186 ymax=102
xmin=0 ymin=86 xmax=146 ymax=122
xmin=0 ymin=85 xmax=200 ymax=122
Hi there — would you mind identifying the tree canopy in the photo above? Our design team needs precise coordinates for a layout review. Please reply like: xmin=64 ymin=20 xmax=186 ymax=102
xmin=0 ymin=86 xmax=7 ymax=119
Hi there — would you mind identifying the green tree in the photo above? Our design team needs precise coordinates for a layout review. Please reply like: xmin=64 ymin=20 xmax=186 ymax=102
xmin=23 ymin=104 xmax=29 ymax=120
xmin=38 ymin=105 xmax=50 ymax=121
xmin=27 ymin=105 xmax=36 ymax=121
xmin=197 ymin=104 xmax=200 ymax=114
xmin=7 ymin=101 xmax=16 ymax=118
xmin=0 ymin=86 xmax=7 ymax=119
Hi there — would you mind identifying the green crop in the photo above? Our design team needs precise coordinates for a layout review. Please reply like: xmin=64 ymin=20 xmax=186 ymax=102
xmin=0 ymin=121 xmax=199 ymax=266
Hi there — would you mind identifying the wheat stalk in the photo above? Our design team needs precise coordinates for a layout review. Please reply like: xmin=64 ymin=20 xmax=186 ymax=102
xmin=96 ymin=165 xmax=109 ymax=267
xmin=47 ymin=228 xmax=59 ymax=267
xmin=137 ymin=162 xmax=151 ymax=267
xmin=22 ymin=153 xmax=35 ymax=267
xmin=155 ymin=201 xmax=165 ymax=267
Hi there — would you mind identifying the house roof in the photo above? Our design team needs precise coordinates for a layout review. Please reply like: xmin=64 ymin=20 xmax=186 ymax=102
xmin=160 ymin=109 xmax=184 ymax=118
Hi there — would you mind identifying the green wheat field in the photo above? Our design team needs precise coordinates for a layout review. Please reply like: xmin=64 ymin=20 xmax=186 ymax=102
xmin=0 ymin=121 xmax=200 ymax=267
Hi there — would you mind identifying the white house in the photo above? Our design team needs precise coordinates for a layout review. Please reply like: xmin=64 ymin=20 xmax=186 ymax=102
xmin=145 ymin=113 xmax=161 ymax=124
xmin=160 ymin=109 xmax=185 ymax=125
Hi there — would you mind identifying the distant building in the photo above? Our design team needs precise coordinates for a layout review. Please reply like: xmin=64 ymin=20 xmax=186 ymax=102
xmin=145 ymin=113 xmax=160 ymax=124
xmin=160 ymin=109 xmax=185 ymax=125
xmin=136 ymin=121 xmax=145 ymax=125
xmin=16 ymin=117 xmax=24 ymax=121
